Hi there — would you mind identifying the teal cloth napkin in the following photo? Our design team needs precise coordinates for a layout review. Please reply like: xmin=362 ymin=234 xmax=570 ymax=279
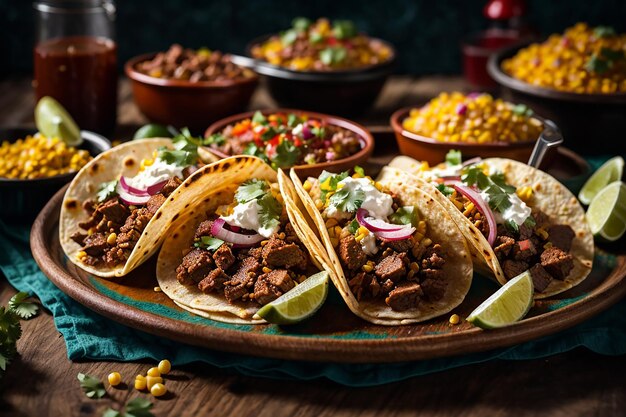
xmin=1 ymin=220 xmax=625 ymax=387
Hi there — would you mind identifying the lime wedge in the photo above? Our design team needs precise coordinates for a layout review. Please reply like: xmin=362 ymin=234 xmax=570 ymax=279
xmin=255 ymin=271 xmax=329 ymax=325
xmin=586 ymin=181 xmax=626 ymax=241
xmin=35 ymin=96 xmax=82 ymax=146
xmin=467 ymin=270 xmax=534 ymax=329
xmin=133 ymin=124 xmax=174 ymax=140
xmin=579 ymin=156 xmax=624 ymax=205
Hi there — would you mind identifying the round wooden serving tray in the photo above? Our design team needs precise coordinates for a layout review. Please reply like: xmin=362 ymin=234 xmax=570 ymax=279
xmin=31 ymin=186 xmax=626 ymax=364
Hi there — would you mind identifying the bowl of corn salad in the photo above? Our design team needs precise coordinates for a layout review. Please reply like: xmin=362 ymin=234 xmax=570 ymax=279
xmin=390 ymin=92 xmax=556 ymax=165
xmin=0 ymin=128 xmax=110 ymax=220
xmin=244 ymin=17 xmax=395 ymax=115
xmin=488 ymin=23 xmax=626 ymax=154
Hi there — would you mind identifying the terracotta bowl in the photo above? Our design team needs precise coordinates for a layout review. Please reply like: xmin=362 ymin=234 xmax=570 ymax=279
xmin=488 ymin=44 xmax=626 ymax=155
xmin=0 ymin=128 xmax=110 ymax=222
xmin=244 ymin=35 xmax=396 ymax=116
xmin=204 ymin=109 xmax=374 ymax=178
xmin=390 ymin=107 xmax=558 ymax=166
xmin=125 ymin=53 xmax=259 ymax=133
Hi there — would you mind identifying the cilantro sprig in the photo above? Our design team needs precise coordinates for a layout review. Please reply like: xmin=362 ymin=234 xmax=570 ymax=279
xmin=461 ymin=165 xmax=517 ymax=213
xmin=77 ymin=372 xmax=106 ymax=399
xmin=320 ymin=46 xmax=347 ymax=66
xmin=1 ymin=292 xmax=38 ymax=379
xmin=232 ymin=179 xmax=282 ymax=232
xmin=329 ymin=188 xmax=364 ymax=213
xmin=194 ymin=236 xmax=224 ymax=251
xmin=389 ymin=206 xmax=419 ymax=227
xmin=272 ymin=140 xmax=301 ymax=169
xmin=318 ymin=170 xmax=349 ymax=203
xmin=97 ymin=180 xmax=118 ymax=203
xmin=436 ymin=183 xmax=454 ymax=196
xmin=445 ymin=149 xmax=462 ymax=166
xmin=236 ymin=179 xmax=268 ymax=203
xmin=103 ymin=397 xmax=155 ymax=417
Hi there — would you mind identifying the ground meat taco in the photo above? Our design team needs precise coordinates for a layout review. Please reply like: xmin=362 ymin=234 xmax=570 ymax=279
xmin=59 ymin=135 xmax=208 ymax=277
xmin=289 ymin=167 xmax=473 ymax=325
xmin=156 ymin=156 xmax=330 ymax=324
xmin=383 ymin=154 xmax=594 ymax=298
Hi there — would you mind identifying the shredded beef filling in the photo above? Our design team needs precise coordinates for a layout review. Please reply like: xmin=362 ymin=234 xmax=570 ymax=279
xmin=496 ymin=210 xmax=575 ymax=292
xmin=175 ymin=219 xmax=310 ymax=306
xmin=75 ymin=176 xmax=183 ymax=268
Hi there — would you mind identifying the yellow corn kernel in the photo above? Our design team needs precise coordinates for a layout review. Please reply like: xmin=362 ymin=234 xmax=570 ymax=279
xmin=410 ymin=262 xmax=420 ymax=272
xmin=260 ymin=240 xmax=269 ymax=246
xmin=516 ymin=186 xmax=533 ymax=202
xmin=449 ymin=314 xmax=460 ymax=325
xmin=278 ymin=232 xmax=286 ymax=240
xmin=77 ymin=251 xmax=87 ymax=259
xmin=327 ymin=227 xmax=335 ymax=237
xmin=147 ymin=367 xmax=161 ymax=377
xmin=419 ymin=161 xmax=430 ymax=171
xmin=355 ymin=233 xmax=365 ymax=243
xmin=140 ymin=158 xmax=154 ymax=171
xmin=262 ymin=267 xmax=272 ymax=274
xmin=357 ymin=226 xmax=369 ymax=235
xmin=106 ymin=233 xmax=117 ymax=245
xmin=325 ymin=218 xmax=338 ymax=228
xmin=362 ymin=264 xmax=373 ymax=272
xmin=153 ymin=286 xmax=162 ymax=292
xmin=330 ymin=237 xmax=339 ymax=247
xmin=315 ymin=199 xmax=324 ymax=210
xmin=422 ymin=238 xmax=432 ymax=247
xmin=158 ymin=359 xmax=172 ymax=375
xmin=462 ymin=202 xmax=475 ymax=217
xmin=303 ymin=180 xmax=312 ymax=191
xmin=146 ymin=376 xmax=163 ymax=390
xmin=536 ymin=228 xmax=549 ymax=240
xmin=107 ymin=372 xmax=122 ymax=386
xmin=150 ymin=382 xmax=167 ymax=397
xmin=334 ymin=226 xmax=342 ymax=236
xmin=452 ymin=198 xmax=464 ymax=210
xmin=374 ymin=182 xmax=383 ymax=191
xmin=134 ymin=375 xmax=147 ymax=390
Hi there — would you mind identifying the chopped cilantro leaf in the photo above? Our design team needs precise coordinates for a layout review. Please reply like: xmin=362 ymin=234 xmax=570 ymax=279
xmin=462 ymin=166 xmax=489 ymax=189
xmin=258 ymin=194 xmax=281 ymax=232
xmin=319 ymin=171 xmax=349 ymax=203
xmin=310 ymin=31 xmax=323 ymax=43
xmin=281 ymin=29 xmax=298 ymax=46
xmin=505 ymin=219 xmax=520 ymax=233
xmin=252 ymin=111 xmax=267 ymax=125
xmin=585 ymin=55 xmax=611 ymax=74
xmin=320 ymin=47 xmax=347 ymax=66
xmin=8 ymin=292 xmax=38 ymax=320
xmin=77 ymin=373 xmax=106 ymax=399
xmin=524 ymin=215 xmax=536 ymax=228
xmin=436 ymin=183 xmax=454 ymax=196
xmin=389 ymin=206 xmax=419 ymax=227
xmin=157 ymin=147 xmax=196 ymax=166
xmin=462 ymin=165 xmax=519 ymax=214
xmin=292 ymin=17 xmax=311 ymax=32
xmin=97 ymin=180 xmax=118 ymax=203
xmin=287 ymin=113 xmax=302 ymax=128
xmin=205 ymin=133 xmax=225 ymax=146
xmin=354 ymin=166 xmax=365 ymax=177
xmin=332 ymin=20 xmax=357 ymax=39
xmin=261 ymin=126 xmax=278 ymax=142
xmin=235 ymin=179 xmax=268 ymax=203
xmin=194 ymin=236 xmax=224 ymax=251
xmin=347 ymin=219 xmax=360 ymax=234
xmin=594 ymin=26 xmax=615 ymax=38
xmin=486 ymin=184 xmax=512 ymax=212
xmin=512 ymin=103 xmax=533 ymax=117
xmin=272 ymin=140 xmax=301 ymax=168
xmin=125 ymin=397 xmax=155 ymax=417
xmin=329 ymin=188 xmax=364 ymax=213
xmin=311 ymin=126 xmax=326 ymax=138
xmin=243 ymin=143 xmax=269 ymax=163
xmin=490 ymin=173 xmax=516 ymax=193
xmin=445 ymin=150 xmax=462 ymax=166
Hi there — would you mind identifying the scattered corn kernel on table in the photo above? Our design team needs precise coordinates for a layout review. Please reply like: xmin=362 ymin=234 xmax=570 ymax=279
xmin=1 ymin=76 xmax=625 ymax=417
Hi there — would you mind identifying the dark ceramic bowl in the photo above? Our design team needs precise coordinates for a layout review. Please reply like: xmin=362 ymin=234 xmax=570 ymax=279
xmin=0 ymin=128 xmax=110 ymax=222
xmin=390 ymin=106 xmax=558 ymax=166
xmin=244 ymin=34 xmax=396 ymax=116
xmin=204 ymin=109 xmax=374 ymax=178
xmin=125 ymin=53 xmax=259 ymax=133
xmin=488 ymin=44 xmax=626 ymax=155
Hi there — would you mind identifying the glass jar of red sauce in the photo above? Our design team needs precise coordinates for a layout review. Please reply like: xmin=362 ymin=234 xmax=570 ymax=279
xmin=33 ymin=0 xmax=118 ymax=135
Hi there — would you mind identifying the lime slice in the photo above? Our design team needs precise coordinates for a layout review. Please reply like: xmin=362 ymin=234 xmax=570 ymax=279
xmin=467 ymin=270 xmax=534 ymax=329
xmin=35 ymin=96 xmax=82 ymax=146
xmin=586 ymin=181 xmax=626 ymax=241
xmin=255 ymin=271 xmax=329 ymax=325
xmin=579 ymin=156 xmax=624 ymax=205
xmin=133 ymin=124 xmax=174 ymax=140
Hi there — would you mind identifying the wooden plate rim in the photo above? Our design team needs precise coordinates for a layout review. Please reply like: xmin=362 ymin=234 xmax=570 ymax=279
xmin=31 ymin=186 xmax=626 ymax=363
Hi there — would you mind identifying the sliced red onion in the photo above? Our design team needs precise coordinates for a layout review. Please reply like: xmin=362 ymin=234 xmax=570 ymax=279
xmin=146 ymin=180 xmax=168 ymax=195
xmin=211 ymin=218 xmax=264 ymax=248
xmin=116 ymin=182 xmax=151 ymax=205
xmin=439 ymin=175 xmax=461 ymax=182
xmin=448 ymin=181 xmax=497 ymax=247
xmin=373 ymin=227 xmax=416 ymax=241
xmin=119 ymin=176 xmax=149 ymax=196
xmin=456 ymin=103 xmax=467 ymax=116
xmin=356 ymin=208 xmax=406 ymax=232
xmin=462 ymin=157 xmax=482 ymax=167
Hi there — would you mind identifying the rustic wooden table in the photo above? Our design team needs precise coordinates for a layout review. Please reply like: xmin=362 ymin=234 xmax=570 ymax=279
xmin=1 ymin=76 xmax=625 ymax=417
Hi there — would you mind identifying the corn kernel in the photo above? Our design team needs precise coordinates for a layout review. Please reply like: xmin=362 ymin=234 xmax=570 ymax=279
xmin=315 ymin=199 xmax=324 ymax=210
xmin=134 ymin=375 xmax=147 ymax=390
xmin=303 ymin=180 xmax=312 ymax=191
xmin=106 ymin=233 xmax=117 ymax=245
xmin=107 ymin=372 xmax=122 ymax=386
xmin=154 ymin=286 xmax=162 ymax=292
xmin=158 ymin=359 xmax=171 ymax=375
xmin=362 ymin=264 xmax=373 ymax=272
xmin=146 ymin=376 xmax=163 ymax=390
xmin=449 ymin=314 xmax=460 ymax=325
xmin=147 ymin=367 xmax=161 ymax=377
xmin=150 ymin=382 xmax=167 ymax=397
xmin=262 ymin=267 xmax=272 ymax=274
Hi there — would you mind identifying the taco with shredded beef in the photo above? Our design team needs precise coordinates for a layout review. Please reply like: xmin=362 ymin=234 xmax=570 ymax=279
xmin=382 ymin=154 xmax=594 ymax=298
xmin=60 ymin=133 xmax=212 ymax=278
xmin=156 ymin=156 xmax=330 ymax=324
xmin=289 ymin=167 xmax=473 ymax=325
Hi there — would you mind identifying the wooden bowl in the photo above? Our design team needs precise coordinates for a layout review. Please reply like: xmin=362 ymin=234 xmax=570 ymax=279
xmin=244 ymin=35 xmax=396 ymax=116
xmin=125 ymin=53 xmax=259 ymax=133
xmin=0 ymin=128 xmax=110 ymax=222
xmin=204 ymin=109 xmax=374 ymax=178
xmin=488 ymin=44 xmax=626 ymax=155
xmin=389 ymin=107 xmax=555 ymax=166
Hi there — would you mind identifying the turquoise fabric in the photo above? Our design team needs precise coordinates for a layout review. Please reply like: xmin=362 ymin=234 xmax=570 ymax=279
xmin=1 ymin=217 xmax=625 ymax=387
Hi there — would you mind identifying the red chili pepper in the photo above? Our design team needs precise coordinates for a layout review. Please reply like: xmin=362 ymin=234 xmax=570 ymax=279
xmin=268 ymin=135 xmax=281 ymax=146
xmin=327 ymin=37 xmax=338 ymax=46
xmin=518 ymin=239 xmax=531 ymax=251
xmin=294 ymin=138 xmax=303 ymax=147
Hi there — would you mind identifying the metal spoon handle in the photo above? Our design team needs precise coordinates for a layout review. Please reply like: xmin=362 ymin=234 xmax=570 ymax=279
xmin=528 ymin=122 xmax=563 ymax=168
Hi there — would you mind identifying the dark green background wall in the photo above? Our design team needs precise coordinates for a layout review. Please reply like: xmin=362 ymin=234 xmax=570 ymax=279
xmin=2 ymin=0 xmax=625 ymax=76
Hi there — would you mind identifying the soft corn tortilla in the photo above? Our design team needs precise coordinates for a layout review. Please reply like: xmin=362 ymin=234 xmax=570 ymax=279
xmin=60 ymin=139 xmax=177 ymax=277
xmin=289 ymin=169 xmax=473 ymax=325
xmin=156 ymin=157 xmax=328 ymax=324
xmin=385 ymin=155 xmax=594 ymax=298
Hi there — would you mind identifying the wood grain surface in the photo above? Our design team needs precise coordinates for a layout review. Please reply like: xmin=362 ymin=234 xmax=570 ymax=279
xmin=1 ymin=76 xmax=625 ymax=417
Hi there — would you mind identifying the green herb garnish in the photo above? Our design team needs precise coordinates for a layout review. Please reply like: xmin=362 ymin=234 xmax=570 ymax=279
xmin=157 ymin=127 xmax=205 ymax=167
xmin=272 ymin=140 xmax=301 ymax=169
xmin=243 ymin=143 xmax=269 ymax=163
xmin=261 ymin=126 xmax=279 ymax=142
xmin=97 ymin=180 xmax=118 ymax=203
xmin=347 ymin=218 xmax=360 ymax=234
xmin=594 ymin=25 xmax=616 ymax=38
xmin=77 ymin=372 xmax=106 ymax=399
xmin=445 ymin=149 xmax=462 ymax=166
xmin=236 ymin=179 xmax=269 ymax=203
xmin=194 ymin=236 xmax=224 ymax=251
xmin=204 ymin=133 xmax=226 ymax=146
xmin=292 ymin=17 xmax=312 ymax=32
xmin=310 ymin=31 xmax=323 ymax=43
xmin=311 ymin=126 xmax=326 ymax=139
xmin=318 ymin=170 xmax=349 ymax=203
xmin=103 ymin=397 xmax=155 ymax=417
xmin=389 ymin=206 xmax=419 ymax=227
xmin=0 ymin=292 xmax=38 ymax=379
xmin=505 ymin=219 xmax=519 ymax=233
xmin=320 ymin=46 xmax=347 ymax=66
xmin=332 ymin=20 xmax=357 ymax=39
xmin=287 ymin=113 xmax=302 ymax=128
xmin=600 ymin=47 xmax=625 ymax=61
xmin=354 ymin=166 xmax=365 ymax=177
xmin=462 ymin=166 xmax=517 ymax=213
xmin=524 ymin=215 xmax=537 ymax=228
xmin=281 ymin=29 xmax=298 ymax=46
xmin=252 ymin=111 xmax=267 ymax=125
xmin=258 ymin=194 xmax=282 ymax=232
xmin=8 ymin=292 xmax=39 ymax=319
xmin=329 ymin=187 xmax=364 ymax=213
xmin=436 ymin=183 xmax=455 ymax=196
xmin=585 ymin=55 xmax=611 ymax=74
xmin=512 ymin=103 xmax=533 ymax=117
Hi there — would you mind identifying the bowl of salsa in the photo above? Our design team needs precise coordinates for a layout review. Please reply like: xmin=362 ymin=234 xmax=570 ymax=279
xmin=203 ymin=109 xmax=374 ymax=178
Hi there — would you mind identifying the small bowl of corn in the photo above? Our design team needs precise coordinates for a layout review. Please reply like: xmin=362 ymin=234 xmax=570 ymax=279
xmin=390 ymin=92 xmax=555 ymax=165
xmin=0 ymin=127 xmax=110 ymax=221
xmin=488 ymin=23 xmax=626 ymax=155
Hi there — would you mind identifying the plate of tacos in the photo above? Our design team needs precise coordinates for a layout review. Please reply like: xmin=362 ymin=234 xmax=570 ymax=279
xmin=30 ymin=141 xmax=626 ymax=363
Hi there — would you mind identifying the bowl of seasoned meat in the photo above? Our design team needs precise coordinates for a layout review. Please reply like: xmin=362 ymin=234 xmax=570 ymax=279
xmin=203 ymin=109 xmax=374 ymax=178
xmin=241 ymin=17 xmax=395 ymax=115
xmin=125 ymin=44 xmax=259 ymax=132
